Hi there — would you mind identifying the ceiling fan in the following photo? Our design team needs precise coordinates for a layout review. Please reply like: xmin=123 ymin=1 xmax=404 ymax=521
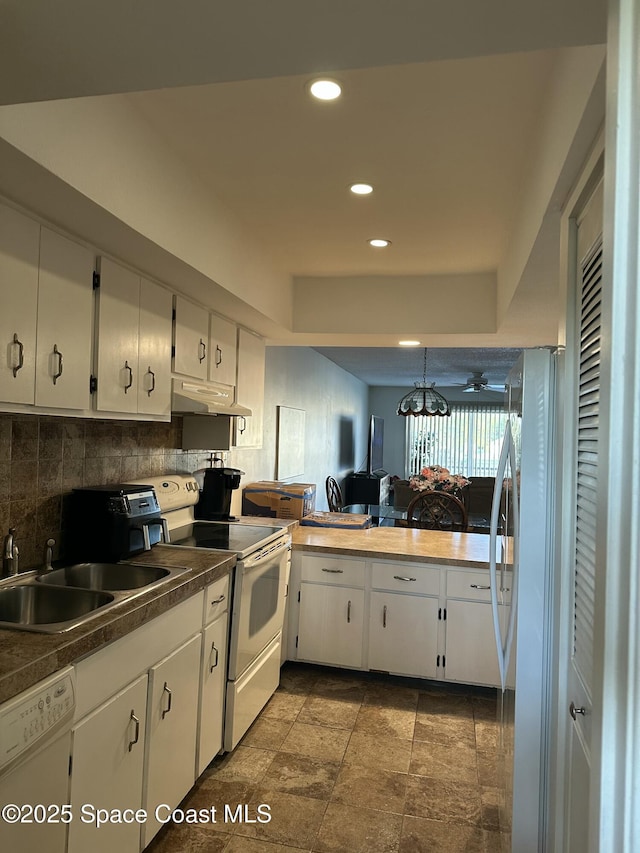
xmin=460 ymin=372 xmax=504 ymax=393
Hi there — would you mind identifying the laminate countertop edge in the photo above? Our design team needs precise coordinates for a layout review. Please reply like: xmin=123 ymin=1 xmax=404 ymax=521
xmin=291 ymin=526 xmax=494 ymax=568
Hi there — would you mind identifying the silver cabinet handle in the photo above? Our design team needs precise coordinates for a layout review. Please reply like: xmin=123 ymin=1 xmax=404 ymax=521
xmin=198 ymin=339 xmax=206 ymax=363
xmin=322 ymin=568 xmax=344 ymax=573
xmin=52 ymin=344 xmax=63 ymax=384
xmin=470 ymin=584 xmax=491 ymax=590
xmin=347 ymin=600 xmax=352 ymax=623
xmin=161 ymin=682 xmax=172 ymax=719
xmin=123 ymin=360 xmax=133 ymax=393
xmin=161 ymin=518 xmax=170 ymax=544
xmin=215 ymin=345 xmax=222 ymax=366
xmin=11 ymin=333 xmax=24 ymax=377
xmin=383 ymin=604 xmax=387 ymax=628
xmin=146 ymin=366 xmax=155 ymax=396
xmin=209 ymin=642 xmax=219 ymax=672
xmin=569 ymin=701 xmax=586 ymax=720
xmin=238 ymin=415 xmax=246 ymax=434
xmin=128 ymin=710 xmax=140 ymax=751
xmin=211 ymin=594 xmax=226 ymax=605
xmin=393 ymin=575 xmax=416 ymax=582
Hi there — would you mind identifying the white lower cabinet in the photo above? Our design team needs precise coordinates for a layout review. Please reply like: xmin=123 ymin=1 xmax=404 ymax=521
xmin=68 ymin=581 xmax=231 ymax=853
xmin=369 ymin=591 xmax=439 ymax=678
xmin=297 ymin=583 xmax=364 ymax=669
xmin=443 ymin=599 xmax=501 ymax=686
xmin=68 ymin=674 xmax=148 ymax=853
xmin=142 ymin=634 xmax=201 ymax=847
xmin=290 ymin=552 xmax=502 ymax=689
xmin=198 ymin=575 xmax=230 ymax=762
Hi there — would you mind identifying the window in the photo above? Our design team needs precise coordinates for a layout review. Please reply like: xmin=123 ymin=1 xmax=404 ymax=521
xmin=405 ymin=403 xmax=508 ymax=477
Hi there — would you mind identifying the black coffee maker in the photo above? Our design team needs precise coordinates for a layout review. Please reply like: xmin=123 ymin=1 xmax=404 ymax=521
xmin=195 ymin=459 xmax=244 ymax=521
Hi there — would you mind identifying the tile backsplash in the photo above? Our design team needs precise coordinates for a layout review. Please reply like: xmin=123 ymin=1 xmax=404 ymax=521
xmin=0 ymin=413 xmax=212 ymax=571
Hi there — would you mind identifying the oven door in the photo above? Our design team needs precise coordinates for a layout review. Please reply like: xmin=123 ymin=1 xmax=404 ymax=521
xmin=227 ymin=536 xmax=290 ymax=680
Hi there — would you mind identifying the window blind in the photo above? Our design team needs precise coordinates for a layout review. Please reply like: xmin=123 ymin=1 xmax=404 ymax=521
xmin=405 ymin=404 xmax=508 ymax=477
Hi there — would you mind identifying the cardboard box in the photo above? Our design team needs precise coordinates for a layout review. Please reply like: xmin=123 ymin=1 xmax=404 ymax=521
xmin=300 ymin=511 xmax=372 ymax=529
xmin=242 ymin=481 xmax=316 ymax=520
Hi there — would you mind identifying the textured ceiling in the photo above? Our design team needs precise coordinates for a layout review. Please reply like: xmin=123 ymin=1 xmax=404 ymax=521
xmin=313 ymin=346 xmax=523 ymax=387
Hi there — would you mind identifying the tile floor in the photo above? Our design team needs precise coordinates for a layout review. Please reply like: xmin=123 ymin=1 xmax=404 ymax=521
xmin=147 ymin=663 xmax=511 ymax=853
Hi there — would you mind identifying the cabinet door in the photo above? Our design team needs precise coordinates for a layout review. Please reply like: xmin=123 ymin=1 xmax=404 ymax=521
xmin=68 ymin=674 xmax=147 ymax=853
xmin=173 ymin=296 xmax=208 ymax=380
xmin=35 ymin=228 xmax=94 ymax=409
xmin=297 ymin=583 xmax=364 ymax=669
xmin=137 ymin=277 xmax=172 ymax=416
xmin=95 ymin=256 xmax=140 ymax=414
xmin=0 ymin=204 xmax=39 ymax=404
xmin=197 ymin=612 xmax=228 ymax=776
xmin=143 ymin=633 xmax=201 ymax=847
xmin=444 ymin=599 xmax=501 ymax=686
xmin=369 ymin=591 xmax=439 ymax=678
xmin=208 ymin=314 xmax=237 ymax=386
xmin=234 ymin=327 xmax=265 ymax=448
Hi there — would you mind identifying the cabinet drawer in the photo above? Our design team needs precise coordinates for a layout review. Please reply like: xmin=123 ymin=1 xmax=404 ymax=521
xmin=447 ymin=570 xmax=493 ymax=601
xmin=300 ymin=554 xmax=365 ymax=587
xmin=371 ymin=561 xmax=440 ymax=596
xmin=203 ymin=574 xmax=230 ymax=624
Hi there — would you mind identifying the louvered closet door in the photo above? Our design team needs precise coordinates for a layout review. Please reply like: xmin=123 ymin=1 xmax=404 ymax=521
xmin=565 ymin=177 xmax=603 ymax=853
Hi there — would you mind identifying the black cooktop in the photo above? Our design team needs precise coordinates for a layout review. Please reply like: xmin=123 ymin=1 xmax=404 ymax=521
xmin=168 ymin=521 xmax=284 ymax=557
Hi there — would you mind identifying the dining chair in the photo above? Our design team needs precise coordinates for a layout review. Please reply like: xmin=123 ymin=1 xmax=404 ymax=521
xmin=325 ymin=476 xmax=343 ymax=512
xmin=406 ymin=490 xmax=469 ymax=532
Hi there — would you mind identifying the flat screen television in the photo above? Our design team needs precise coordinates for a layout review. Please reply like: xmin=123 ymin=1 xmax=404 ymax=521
xmin=367 ymin=415 xmax=384 ymax=474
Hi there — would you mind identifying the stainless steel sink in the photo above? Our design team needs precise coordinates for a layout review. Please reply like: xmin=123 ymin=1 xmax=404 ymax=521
xmin=38 ymin=562 xmax=173 ymax=591
xmin=0 ymin=584 xmax=115 ymax=633
xmin=0 ymin=562 xmax=190 ymax=633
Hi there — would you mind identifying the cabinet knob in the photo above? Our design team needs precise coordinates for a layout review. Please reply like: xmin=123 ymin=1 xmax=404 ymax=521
xmin=569 ymin=701 xmax=586 ymax=720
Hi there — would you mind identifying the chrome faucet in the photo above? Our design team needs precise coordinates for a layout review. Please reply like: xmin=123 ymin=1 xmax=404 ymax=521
xmin=42 ymin=538 xmax=56 ymax=573
xmin=2 ymin=528 xmax=19 ymax=578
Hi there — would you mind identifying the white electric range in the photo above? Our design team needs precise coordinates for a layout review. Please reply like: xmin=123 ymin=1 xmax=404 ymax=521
xmin=141 ymin=475 xmax=291 ymax=751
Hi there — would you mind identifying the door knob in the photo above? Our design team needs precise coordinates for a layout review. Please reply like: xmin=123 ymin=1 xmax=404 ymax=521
xmin=569 ymin=701 xmax=586 ymax=720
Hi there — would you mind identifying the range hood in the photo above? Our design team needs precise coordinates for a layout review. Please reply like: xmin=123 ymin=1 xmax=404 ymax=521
xmin=171 ymin=378 xmax=252 ymax=417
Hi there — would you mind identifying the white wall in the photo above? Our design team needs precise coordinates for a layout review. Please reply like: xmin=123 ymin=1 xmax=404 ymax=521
xmin=227 ymin=347 xmax=369 ymax=514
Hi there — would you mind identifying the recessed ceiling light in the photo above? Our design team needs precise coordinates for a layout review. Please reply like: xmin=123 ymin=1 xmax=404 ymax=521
xmin=368 ymin=238 xmax=391 ymax=248
xmin=399 ymin=340 xmax=421 ymax=347
xmin=350 ymin=183 xmax=373 ymax=195
xmin=308 ymin=79 xmax=342 ymax=101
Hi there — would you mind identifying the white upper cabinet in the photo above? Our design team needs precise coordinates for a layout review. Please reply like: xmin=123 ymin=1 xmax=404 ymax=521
xmin=137 ymin=277 xmax=172 ymax=417
xmin=95 ymin=258 xmax=172 ymax=417
xmin=234 ymin=327 xmax=265 ymax=448
xmin=0 ymin=208 xmax=93 ymax=410
xmin=35 ymin=228 xmax=94 ymax=410
xmin=0 ymin=203 xmax=39 ymax=404
xmin=208 ymin=313 xmax=237 ymax=387
xmin=94 ymin=257 xmax=140 ymax=414
xmin=173 ymin=295 xmax=209 ymax=380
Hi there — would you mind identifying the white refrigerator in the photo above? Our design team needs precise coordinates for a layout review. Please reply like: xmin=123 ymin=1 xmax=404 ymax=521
xmin=490 ymin=348 xmax=556 ymax=852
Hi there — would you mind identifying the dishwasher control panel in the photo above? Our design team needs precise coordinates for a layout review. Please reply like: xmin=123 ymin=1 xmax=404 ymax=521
xmin=0 ymin=667 xmax=75 ymax=776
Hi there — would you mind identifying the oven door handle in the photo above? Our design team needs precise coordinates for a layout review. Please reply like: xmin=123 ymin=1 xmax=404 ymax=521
xmin=242 ymin=537 xmax=291 ymax=570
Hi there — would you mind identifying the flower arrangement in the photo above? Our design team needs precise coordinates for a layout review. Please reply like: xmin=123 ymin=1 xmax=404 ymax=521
xmin=409 ymin=466 xmax=471 ymax=493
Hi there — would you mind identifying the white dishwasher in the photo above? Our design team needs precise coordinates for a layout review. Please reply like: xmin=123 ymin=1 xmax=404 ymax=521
xmin=0 ymin=667 xmax=75 ymax=853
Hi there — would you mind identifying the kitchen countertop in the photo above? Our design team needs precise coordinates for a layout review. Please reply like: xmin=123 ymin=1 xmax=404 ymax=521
xmin=292 ymin=525 xmax=493 ymax=567
xmin=0 ymin=545 xmax=235 ymax=706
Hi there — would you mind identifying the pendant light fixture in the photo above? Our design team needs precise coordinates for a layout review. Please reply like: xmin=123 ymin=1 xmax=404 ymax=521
xmin=396 ymin=348 xmax=451 ymax=417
